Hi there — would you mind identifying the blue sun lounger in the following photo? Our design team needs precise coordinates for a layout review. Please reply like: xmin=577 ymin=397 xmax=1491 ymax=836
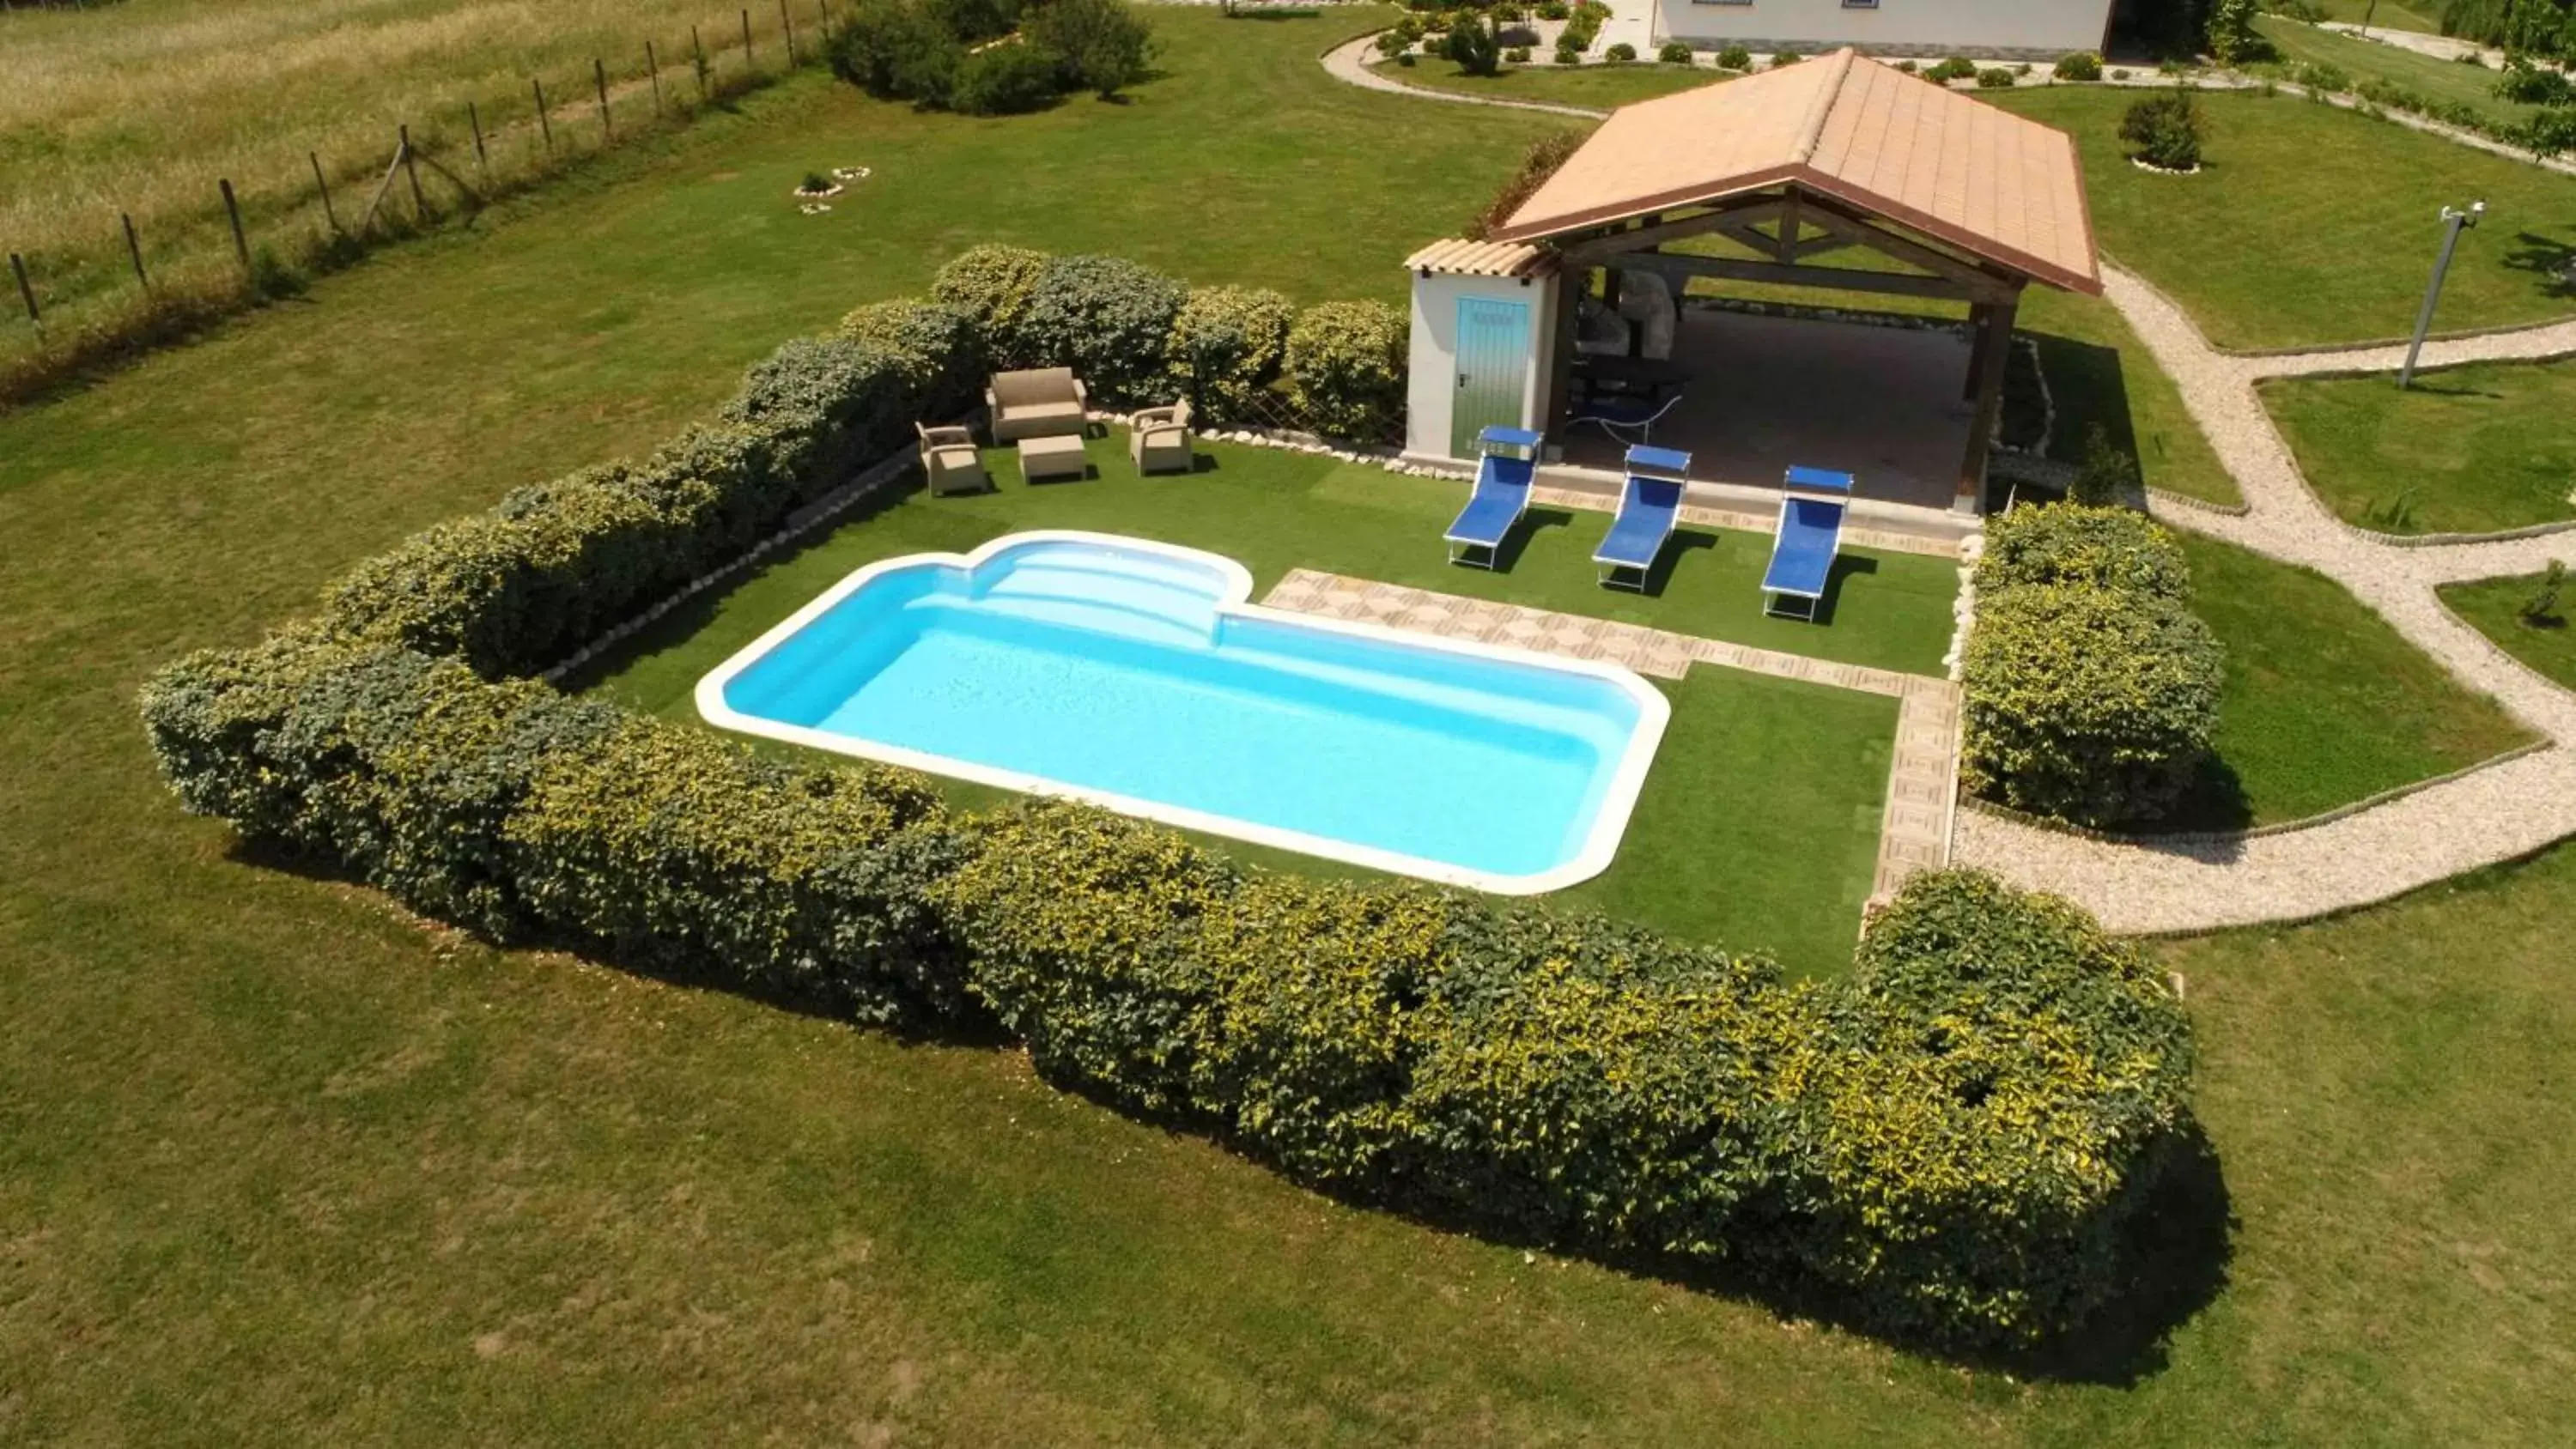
xmin=1445 ymin=426 xmax=1542 ymax=568
xmin=1593 ymin=445 xmax=1691 ymax=591
xmin=1763 ymin=465 xmax=1855 ymax=621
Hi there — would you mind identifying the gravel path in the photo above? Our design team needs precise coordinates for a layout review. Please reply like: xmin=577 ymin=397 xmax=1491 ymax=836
xmin=1318 ymin=34 xmax=1611 ymax=119
xmin=1319 ymin=45 xmax=2576 ymax=931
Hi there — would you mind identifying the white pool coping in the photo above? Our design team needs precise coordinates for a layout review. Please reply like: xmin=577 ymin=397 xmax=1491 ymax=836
xmin=694 ymin=530 xmax=1672 ymax=895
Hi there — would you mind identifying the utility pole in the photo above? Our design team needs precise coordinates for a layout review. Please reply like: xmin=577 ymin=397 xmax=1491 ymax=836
xmin=2400 ymin=200 xmax=2484 ymax=390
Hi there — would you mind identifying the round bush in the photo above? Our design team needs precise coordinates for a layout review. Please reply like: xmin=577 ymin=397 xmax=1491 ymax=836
xmin=837 ymin=297 xmax=984 ymax=416
xmin=1961 ymin=583 xmax=2225 ymax=828
xmin=1657 ymin=40 xmax=1692 ymax=64
xmin=932 ymin=244 xmax=1051 ymax=369
xmin=2055 ymin=51 xmax=2103 ymax=82
xmin=1975 ymin=503 xmax=2190 ymax=600
xmin=823 ymin=0 xmax=965 ymax=104
xmin=1977 ymin=66 xmax=2017 ymax=88
xmin=1604 ymin=41 xmax=1636 ymax=62
xmin=947 ymin=40 xmax=1066 ymax=115
xmin=1504 ymin=44 xmax=1531 ymax=63
xmin=1018 ymin=253 xmax=1188 ymax=403
xmin=1553 ymin=43 xmax=1581 ymax=66
xmin=1165 ymin=284 xmax=1295 ymax=422
xmin=2121 ymin=90 xmax=2207 ymax=171
xmin=1716 ymin=44 xmax=1752 ymax=70
xmin=1283 ymin=300 xmax=1407 ymax=441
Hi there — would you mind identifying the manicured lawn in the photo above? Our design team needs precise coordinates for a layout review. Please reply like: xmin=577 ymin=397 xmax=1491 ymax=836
xmin=2441 ymin=570 xmax=2576 ymax=688
xmin=2262 ymin=357 xmax=2576 ymax=536
xmin=2020 ymin=287 xmax=2245 ymax=508
xmin=1369 ymin=56 xmax=1728 ymax=108
xmin=2168 ymin=532 xmax=2535 ymax=828
xmin=2303 ymin=0 xmax=2446 ymax=31
xmin=2253 ymin=16 xmax=2547 ymax=133
xmin=1990 ymin=87 xmax=2576 ymax=350
xmin=578 ymin=436 xmax=1920 ymax=973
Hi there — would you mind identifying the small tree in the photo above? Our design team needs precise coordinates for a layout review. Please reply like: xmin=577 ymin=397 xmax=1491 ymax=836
xmin=2496 ymin=53 xmax=2576 ymax=159
xmin=2206 ymin=0 xmax=2263 ymax=66
xmin=2121 ymin=88 xmax=2208 ymax=171
xmin=2524 ymin=559 xmax=2568 ymax=626
xmin=1025 ymin=0 xmax=1157 ymax=100
xmin=1443 ymin=12 xmax=1503 ymax=76
xmin=2070 ymin=423 xmax=2142 ymax=506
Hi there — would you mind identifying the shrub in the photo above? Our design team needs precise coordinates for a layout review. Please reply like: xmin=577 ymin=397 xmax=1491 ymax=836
xmin=1375 ymin=28 xmax=1409 ymax=58
xmin=1658 ymin=40 xmax=1692 ymax=64
xmin=1925 ymin=56 xmax=1979 ymax=83
xmin=1771 ymin=51 xmax=1800 ymax=68
xmin=923 ymin=0 xmax=1019 ymax=42
xmin=1978 ymin=67 xmax=2017 ymax=88
xmin=1018 ymin=252 xmax=1189 ymax=403
xmin=2069 ymin=422 xmax=2142 ymax=508
xmin=1534 ymin=0 xmax=1568 ymax=18
xmin=2055 ymin=52 xmax=2101 ymax=82
xmin=838 ymin=297 xmax=985 ymax=416
xmin=823 ymin=0 xmax=967 ymax=105
xmin=1467 ymin=128 xmax=1584 ymax=239
xmin=1553 ymin=43 xmax=1582 ymax=66
xmin=1283 ymin=300 xmax=1408 ymax=440
xmin=2120 ymin=88 xmax=2207 ymax=171
xmin=1504 ymin=45 xmax=1531 ymax=63
xmin=2524 ymin=559 xmax=2567 ymax=626
xmin=1024 ymin=0 xmax=1157 ymax=100
xmin=933 ymin=243 xmax=1052 ymax=368
xmin=1961 ymin=582 xmax=2225 ymax=827
xmin=2289 ymin=59 xmax=2350 ymax=93
xmin=948 ymin=39 xmax=1066 ymax=114
xmin=2207 ymin=0 xmax=2264 ymax=66
xmin=1716 ymin=43 xmax=1752 ymax=71
xmin=1976 ymin=501 xmax=2190 ymax=599
xmin=1894 ymin=58 xmax=1918 ymax=75
xmin=1164 ymin=284 xmax=1296 ymax=421
xmin=1604 ymin=41 xmax=1637 ymax=62
xmin=1443 ymin=12 xmax=1503 ymax=76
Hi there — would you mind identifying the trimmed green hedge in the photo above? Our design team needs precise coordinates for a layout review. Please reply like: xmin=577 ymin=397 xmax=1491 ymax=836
xmin=139 ymin=634 xmax=2194 ymax=1345
xmin=1165 ymin=284 xmax=1296 ymax=422
xmin=1018 ymin=253 xmax=1189 ymax=404
xmin=1284 ymin=300 xmax=1408 ymax=441
xmin=134 ymin=276 xmax=2198 ymax=1351
xmin=1962 ymin=581 xmax=2225 ymax=826
xmin=1975 ymin=502 xmax=2191 ymax=600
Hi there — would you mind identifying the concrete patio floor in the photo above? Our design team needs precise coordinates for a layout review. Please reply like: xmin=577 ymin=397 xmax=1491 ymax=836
xmin=1558 ymin=308 xmax=1979 ymax=514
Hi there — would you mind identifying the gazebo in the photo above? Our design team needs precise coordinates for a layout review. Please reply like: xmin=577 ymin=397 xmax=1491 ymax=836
xmin=1400 ymin=50 xmax=2103 ymax=518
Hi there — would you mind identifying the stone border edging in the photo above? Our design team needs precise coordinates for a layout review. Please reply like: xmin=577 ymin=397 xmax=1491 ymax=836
xmin=2146 ymin=485 xmax=2251 ymax=518
xmin=1957 ymin=735 xmax=2555 ymax=847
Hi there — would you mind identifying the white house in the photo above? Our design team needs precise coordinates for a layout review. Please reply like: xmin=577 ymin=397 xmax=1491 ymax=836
xmin=1654 ymin=0 xmax=2114 ymax=59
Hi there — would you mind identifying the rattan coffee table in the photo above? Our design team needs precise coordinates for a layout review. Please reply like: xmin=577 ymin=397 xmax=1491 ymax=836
xmin=1017 ymin=433 xmax=1089 ymax=483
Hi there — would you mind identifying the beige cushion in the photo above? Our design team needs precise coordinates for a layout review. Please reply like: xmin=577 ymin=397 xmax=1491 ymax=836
xmin=990 ymin=367 xmax=1078 ymax=408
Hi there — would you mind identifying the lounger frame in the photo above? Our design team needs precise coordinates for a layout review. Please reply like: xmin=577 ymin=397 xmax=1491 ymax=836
xmin=1592 ymin=446 xmax=1692 ymax=592
xmin=1761 ymin=466 xmax=1856 ymax=621
xmin=1444 ymin=426 xmax=1543 ymax=569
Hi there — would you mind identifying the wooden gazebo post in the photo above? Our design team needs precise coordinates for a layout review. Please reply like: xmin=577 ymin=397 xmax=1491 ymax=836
xmin=1956 ymin=286 xmax=2022 ymax=514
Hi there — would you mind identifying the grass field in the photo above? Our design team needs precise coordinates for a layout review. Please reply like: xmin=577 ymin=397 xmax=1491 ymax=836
xmin=1990 ymin=87 xmax=2576 ymax=351
xmin=2169 ymin=534 xmax=2535 ymax=828
xmin=2252 ymin=15 xmax=2544 ymax=132
xmin=2303 ymin=0 xmax=2447 ymax=31
xmin=2262 ymin=357 xmax=2576 ymax=536
xmin=1369 ymin=56 xmax=1729 ymax=107
xmin=2441 ymin=570 xmax=2576 ymax=688
xmin=0 ymin=0 xmax=828 ymax=373
xmin=574 ymin=433 xmax=1921 ymax=972
xmin=8 ymin=9 xmax=2576 ymax=1440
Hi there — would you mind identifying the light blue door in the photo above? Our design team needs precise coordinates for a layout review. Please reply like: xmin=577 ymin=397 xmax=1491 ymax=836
xmin=1452 ymin=296 xmax=1533 ymax=458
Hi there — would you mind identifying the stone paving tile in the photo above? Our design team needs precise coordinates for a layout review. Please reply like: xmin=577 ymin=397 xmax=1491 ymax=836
xmin=1260 ymin=570 xmax=1964 ymax=915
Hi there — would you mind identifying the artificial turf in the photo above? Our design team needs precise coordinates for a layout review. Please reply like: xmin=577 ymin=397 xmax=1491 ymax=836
xmin=575 ymin=434 xmax=1917 ymax=973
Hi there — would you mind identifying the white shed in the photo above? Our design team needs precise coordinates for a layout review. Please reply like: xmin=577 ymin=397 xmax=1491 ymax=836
xmin=1401 ymin=239 xmax=1562 ymax=466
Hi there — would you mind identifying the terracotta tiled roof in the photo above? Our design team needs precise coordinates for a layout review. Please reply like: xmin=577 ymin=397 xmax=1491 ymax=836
xmin=1489 ymin=51 xmax=2101 ymax=295
xmin=1403 ymin=238 xmax=1557 ymax=278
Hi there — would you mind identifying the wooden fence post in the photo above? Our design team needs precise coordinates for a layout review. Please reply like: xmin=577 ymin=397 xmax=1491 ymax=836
xmin=780 ymin=0 xmax=797 ymax=64
xmin=122 ymin=213 xmax=149 ymax=289
xmin=311 ymin=152 xmax=342 ymax=233
xmin=593 ymin=58 xmax=613 ymax=142
xmin=398 ymin=126 xmax=428 ymax=221
xmin=741 ymin=8 xmax=755 ymax=69
xmin=218 ymin=179 xmax=252 ymax=276
xmin=533 ymin=76 xmax=555 ymax=155
xmin=9 ymin=253 xmax=37 ymax=331
xmin=692 ymin=25 xmax=710 ymax=99
xmin=646 ymin=40 xmax=665 ymax=116
xmin=468 ymin=100 xmax=489 ymax=176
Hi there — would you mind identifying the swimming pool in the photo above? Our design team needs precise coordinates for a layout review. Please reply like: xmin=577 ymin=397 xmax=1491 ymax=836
xmin=696 ymin=532 xmax=1668 ymax=893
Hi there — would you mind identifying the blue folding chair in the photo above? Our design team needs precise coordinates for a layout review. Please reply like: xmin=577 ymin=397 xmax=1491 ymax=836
xmin=1444 ymin=426 xmax=1542 ymax=568
xmin=1762 ymin=465 xmax=1855 ymax=621
xmin=1593 ymin=445 xmax=1691 ymax=591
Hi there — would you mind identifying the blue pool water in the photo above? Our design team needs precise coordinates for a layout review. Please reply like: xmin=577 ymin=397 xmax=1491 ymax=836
xmin=699 ymin=534 xmax=1666 ymax=890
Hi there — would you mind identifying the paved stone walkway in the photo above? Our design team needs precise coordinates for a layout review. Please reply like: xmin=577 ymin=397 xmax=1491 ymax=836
xmin=1261 ymin=570 xmax=1962 ymax=907
xmin=1321 ymin=51 xmax=2576 ymax=931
